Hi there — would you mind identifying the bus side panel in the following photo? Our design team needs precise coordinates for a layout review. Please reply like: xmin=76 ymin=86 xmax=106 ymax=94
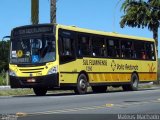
xmin=58 ymin=57 xmax=157 ymax=86
xmin=59 ymin=61 xmax=80 ymax=84
xmin=139 ymin=73 xmax=157 ymax=82
xmin=59 ymin=73 xmax=78 ymax=84
xmin=138 ymin=60 xmax=157 ymax=82
xmin=88 ymin=73 xmax=131 ymax=83
xmin=82 ymin=58 xmax=157 ymax=84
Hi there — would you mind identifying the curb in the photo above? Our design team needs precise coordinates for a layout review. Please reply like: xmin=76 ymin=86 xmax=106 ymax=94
xmin=0 ymin=86 xmax=11 ymax=90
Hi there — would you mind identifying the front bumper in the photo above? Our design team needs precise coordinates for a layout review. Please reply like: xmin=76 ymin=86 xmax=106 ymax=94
xmin=9 ymin=74 xmax=59 ymax=88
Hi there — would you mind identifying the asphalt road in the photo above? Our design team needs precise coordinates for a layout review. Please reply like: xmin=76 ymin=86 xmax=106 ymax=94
xmin=0 ymin=88 xmax=160 ymax=120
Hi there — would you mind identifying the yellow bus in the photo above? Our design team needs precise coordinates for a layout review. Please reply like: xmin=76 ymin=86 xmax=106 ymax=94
xmin=9 ymin=24 xmax=157 ymax=96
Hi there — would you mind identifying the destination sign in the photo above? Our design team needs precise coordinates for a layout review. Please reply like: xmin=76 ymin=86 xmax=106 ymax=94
xmin=11 ymin=58 xmax=30 ymax=63
xmin=12 ymin=25 xmax=53 ymax=36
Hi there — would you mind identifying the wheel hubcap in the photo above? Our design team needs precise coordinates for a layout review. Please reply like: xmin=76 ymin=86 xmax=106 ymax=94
xmin=79 ymin=79 xmax=86 ymax=90
xmin=133 ymin=77 xmax=138 ymax=88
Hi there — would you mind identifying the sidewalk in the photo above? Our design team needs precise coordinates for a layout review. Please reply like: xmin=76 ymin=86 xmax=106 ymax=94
xmin=139 ymin=82 xmax=153 ymax=86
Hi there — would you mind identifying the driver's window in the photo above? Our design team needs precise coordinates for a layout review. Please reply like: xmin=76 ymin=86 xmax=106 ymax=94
xmin=31 ymin=39 xmax=42 ymax=56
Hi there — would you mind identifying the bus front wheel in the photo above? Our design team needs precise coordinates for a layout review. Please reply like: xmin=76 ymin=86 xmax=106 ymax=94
xmin=122 ymin=73 xmax=139 ymax=91
xmin=33 ymin=87 xmax=47 ymax=96
xmin=74 ymin=74 xmax=88 ymax=95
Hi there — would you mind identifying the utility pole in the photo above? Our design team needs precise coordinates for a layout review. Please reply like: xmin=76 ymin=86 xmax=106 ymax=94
xmin=50 ymin=0 xmax=56 ymax=23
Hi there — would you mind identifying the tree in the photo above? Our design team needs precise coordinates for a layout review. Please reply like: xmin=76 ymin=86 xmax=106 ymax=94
xmin=31 ymin=0 xmax=57 ymax=24
xmin=120 ymin=0 xmax=160 ymax=53
xmin=50 ymin=0 xmax=56 ymax=23
xmin=31 ymin=0 xmax=39 ymax=24
xmin=0 ymin=41 xmax=10 ymax=72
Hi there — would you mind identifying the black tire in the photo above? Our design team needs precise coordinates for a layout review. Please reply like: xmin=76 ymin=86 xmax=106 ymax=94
xmin=122 ymin=73 xmax=139 ymax=91
xmin=92 ymin=86 xmax=107 ymax=93
xmin=74 ymin=74 xmax=88 ymax=95
xmin=33 ymin=87 xmax=47 ymax=96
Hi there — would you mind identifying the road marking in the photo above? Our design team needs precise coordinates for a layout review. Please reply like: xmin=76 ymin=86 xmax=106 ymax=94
xmin=16 ymin=112 xmax=27 ymax=117
xmin=16 ymin=105 xmax=107 ymax=117
xmin=106 ymin=104 xmax=114 ymax=107
xmin=17 ymin=98 xmax=160 ymax=118
xmin=28 ymin=105 xmax=107 ymax=115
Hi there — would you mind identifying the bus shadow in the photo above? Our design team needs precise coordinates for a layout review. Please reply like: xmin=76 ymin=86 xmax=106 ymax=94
xmin=13 ymin=90 xmax=124 ymax=97
xmin=13 ymin=87 xmax=160 ymax=98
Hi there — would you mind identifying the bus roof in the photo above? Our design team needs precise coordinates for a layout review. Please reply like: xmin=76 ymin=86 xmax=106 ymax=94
xmin=57 ymin=24 xmax=154 ymax=42
xmin=11 ymin=23 xmax=154 ymax=42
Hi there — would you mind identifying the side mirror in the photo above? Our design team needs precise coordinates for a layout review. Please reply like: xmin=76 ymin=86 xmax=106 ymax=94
xmin=2 ymin=36 xmax=10 ymax=50
xmin=1 ymin=36 xmax=10 ymax=60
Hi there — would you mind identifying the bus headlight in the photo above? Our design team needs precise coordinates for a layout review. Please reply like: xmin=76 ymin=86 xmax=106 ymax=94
xmin=9 ymin=70 xmax=17 ymax=76
xmin=47 ymin=66 xmax=58 ymax=75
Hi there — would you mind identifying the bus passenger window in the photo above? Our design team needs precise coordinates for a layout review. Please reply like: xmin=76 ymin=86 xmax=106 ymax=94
xmin=78 ymin=36 xmax=91 ymax=56
xmin=140 ymin=43 xmax=146 ymax=60
xmin=145 ymin=42 xmax=155 ymax=60
xmin=62 ymin=38 xmax=72 ymax=56
xmin=121 ymin=41 xmax=133 ymax=59
xmin=121 ymin=44 xmax=125 ymax=58
xmin=100 ymin=44 xmax=107 ymax=57
xmin=114 ymin=40 xmax=120 ymax=58
xmin=92 ymin=37 xmax=106 ymax=57
xmin=151 ymin=44 xmax=155 ymax=60
xmin=108 ymin=40 xmax=115 ymax=57
xmin=141 ymin=52 xmax=146 ymax=59
xmin=59 ymin=36 xmax=75 ymax=64
xmin=134 ymin=41 xmax=146 ymax=60
xmin=107 ymin=39 xmax=120 ymax=58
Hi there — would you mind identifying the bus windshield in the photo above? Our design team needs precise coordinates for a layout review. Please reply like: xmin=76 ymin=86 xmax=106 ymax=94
xmin=10 ymin=35 xmax=56 ymax=64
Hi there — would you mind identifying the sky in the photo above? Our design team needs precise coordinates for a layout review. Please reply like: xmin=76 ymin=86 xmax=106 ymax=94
xmin=0 ymin=0 xmax=159 ymax=56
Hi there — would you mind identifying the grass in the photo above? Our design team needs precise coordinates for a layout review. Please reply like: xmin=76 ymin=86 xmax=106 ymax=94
xmin=0 ymin=89 xmax=76 ymax=96
xmin=0 ymin=76 xmax=5 ymax=85
xmin=0 ymin=89 xmax=33 ymax=96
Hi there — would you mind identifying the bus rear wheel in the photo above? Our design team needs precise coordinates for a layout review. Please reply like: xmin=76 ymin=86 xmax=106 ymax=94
xmin=122 ymin=73 xmax=139 ymax=91
xmin=33 ymin=87 xmax=47 ymax=96
xmin=74 ymin=74 xmax=88 ymax=95
xmin=92 ymin=86 xmax=107 ymax=93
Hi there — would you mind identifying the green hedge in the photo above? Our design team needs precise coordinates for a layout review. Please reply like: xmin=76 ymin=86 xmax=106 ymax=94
xmin=0 ymin=70 xmax=7 ymax=85
xmin=0 ymin=41 xmax=10 ymax=72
